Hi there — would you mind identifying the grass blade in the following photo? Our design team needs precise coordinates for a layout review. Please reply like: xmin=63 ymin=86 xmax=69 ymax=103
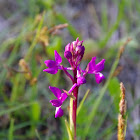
xmin=8 ymin=118 xmax=14 ymax=140
xmin=0 ymin=102 xmax=34 ymax=116
xmin=65 ymin=119 xmax=73 ymax=140
xmin=77 ymin=89 xmax=90 ymax=116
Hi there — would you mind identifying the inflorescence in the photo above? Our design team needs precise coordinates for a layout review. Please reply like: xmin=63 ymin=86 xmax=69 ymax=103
xmin=43 ymin=38 xmax=105 ymax=118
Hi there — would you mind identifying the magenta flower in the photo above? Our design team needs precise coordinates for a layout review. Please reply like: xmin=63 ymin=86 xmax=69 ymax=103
xmin=44 ymin=37 xmax=105 ymax=120
xmin=55 ymin=106 xmax=64 ymax=118
xmin=49 ymin=86 xmax=67 ymax=118
xmin=85 ymin=57 xmax=105 ymax=84
xmin=49 ymin=86 xmax=67 ymax=107
xmin=43 ymin=50 xmax=62 ymax=74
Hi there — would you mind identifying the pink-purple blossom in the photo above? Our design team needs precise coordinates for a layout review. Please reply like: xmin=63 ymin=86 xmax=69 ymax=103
xmin=43 ymin=50 xmax=62 ymax=74
xmin=55 ymin=107 xmax=64 ymax=118
xmin=49 ymin=86 xmax=67 ymax=118
xmin=84 ymin=57 xmax=105 ymax=84
xmin=43 ymin=37 xmax=105 ymax=118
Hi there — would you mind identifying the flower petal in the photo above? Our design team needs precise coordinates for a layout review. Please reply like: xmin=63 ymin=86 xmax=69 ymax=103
xmin=61 ymin=93 xmax=67 ymax=102
xmin=95 ymin=73 xmax=105 ymax=84
xmin=55 ymin=107 xmax=63 ymax=118
xmin=64 ymin=51 xmax=72 ymax=59
xmin=77 ymin=76 xmax=86 ymax=86
xmin=55 ymin=50 xmax=62 ymax=64
xmin=95 ymin=59 xmax=105 ymax=72
xmin=44 ymin=60 xmax=57 ymax=68
xmin=50 ymin=99 xmax=62 ymax=107
xmin=65 ymin=43 xmax=70 ymax=52
xmin=87 ymin=57 xmax=96 ymax=73
xmin=43 ymin=68 xmax=58 ymax=74
xmin=49 ymin=86 xmax=62 ymax=99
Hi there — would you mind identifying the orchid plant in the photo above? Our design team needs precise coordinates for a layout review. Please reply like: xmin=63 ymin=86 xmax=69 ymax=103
xmin=43 ymin=38 xmax=105 ymax=139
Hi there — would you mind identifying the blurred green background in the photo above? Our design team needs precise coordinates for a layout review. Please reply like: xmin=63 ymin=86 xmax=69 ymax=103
xmin=0 ymin=0 xmax=140 ymax=139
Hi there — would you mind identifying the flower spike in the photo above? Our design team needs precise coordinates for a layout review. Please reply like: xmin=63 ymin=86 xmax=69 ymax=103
xmin=44 ymin=37 xmax=106 ymax=119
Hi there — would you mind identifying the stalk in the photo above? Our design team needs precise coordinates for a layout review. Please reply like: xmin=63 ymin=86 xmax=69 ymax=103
xmin=70 ymin=69 xmax=78 ymax=140
xmin=118 ymin=82 xmax=127 ymax=140
xmin=72 ymin=86 xmax=78 ymax=140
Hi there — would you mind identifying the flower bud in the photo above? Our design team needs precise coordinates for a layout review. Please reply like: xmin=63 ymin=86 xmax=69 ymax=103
xmin=64 ymin=51 xmax=72 ymax=59
xmin=72 ymin=41 xmax=77 ymax=49
xmin=76 ymin=37 xmax=83 ymax=46
xmin=65 ymin=43 xmax=70 ymax=52
xmin=76 ymin=46 xmax=85 ymax=55
xmin=80 ymin=46 xmax=85 ymax=58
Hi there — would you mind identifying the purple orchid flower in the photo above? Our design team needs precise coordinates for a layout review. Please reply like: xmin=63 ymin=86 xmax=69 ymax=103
xmin=44 ymin=37 xmax=106 ymax=121
xmin=49 ymin=86 xmax=67 ymax=118
xmin=85 ymin=57 xmax=105 ymax=84
xmin=43 ymin=50 xmax=62 ymax=74
xmin=49 ymin=86 xmax=67 ymax=107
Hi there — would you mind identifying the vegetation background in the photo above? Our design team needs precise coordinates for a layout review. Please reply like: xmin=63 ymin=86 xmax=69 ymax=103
xmin=0 ymin=0 xmax=140 ymax=139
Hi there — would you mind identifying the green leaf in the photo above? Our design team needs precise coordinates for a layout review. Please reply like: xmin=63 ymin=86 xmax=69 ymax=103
xmin=0 ymin=102 xmax=34 ymax=116
xmin=56 ymin=13 xmax=80 ymax=39
xmin=77 ymin=89 xmax=90 ymax=116
xmin=99 ymin=0 xmax=125 ymax=48
xmin=108 ymin=77 xmax=120 ymax=111
xmin=35 ymin=129 xmax=42 ymax=140
xmin=25 ymin=12 xmax=44 ymax=61
xmin=83 ymin=39 xmax=100 ymax=57
xmin=8 ymin=118 xmax=14 ymax=140
xmin=46 ymin=37 xmax=62 ymax=57
xmin=108 ymin=77 xmax=120 ymax=95
xmin=31 ymin=101 xmax=41 ymax=122
xmin=64 ymin=119 xmax=73 ymax=140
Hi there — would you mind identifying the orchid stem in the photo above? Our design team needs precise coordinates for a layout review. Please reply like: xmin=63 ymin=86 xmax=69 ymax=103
xmin=72 ymin=85 xmax=78 ymax=140
xmin=70 ymin=69 xmax=78 ymax=140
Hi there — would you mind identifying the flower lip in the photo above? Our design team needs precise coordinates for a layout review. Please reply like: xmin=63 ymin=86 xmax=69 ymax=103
xmin=95 ymin=73 xmax=105 ymax=84
xmin=55 ymin=107 xmax=63 ymax=118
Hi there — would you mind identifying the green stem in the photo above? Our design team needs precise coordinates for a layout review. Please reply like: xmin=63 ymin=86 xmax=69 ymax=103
xmin=70 ymin=98 xmax=74 ymax=133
